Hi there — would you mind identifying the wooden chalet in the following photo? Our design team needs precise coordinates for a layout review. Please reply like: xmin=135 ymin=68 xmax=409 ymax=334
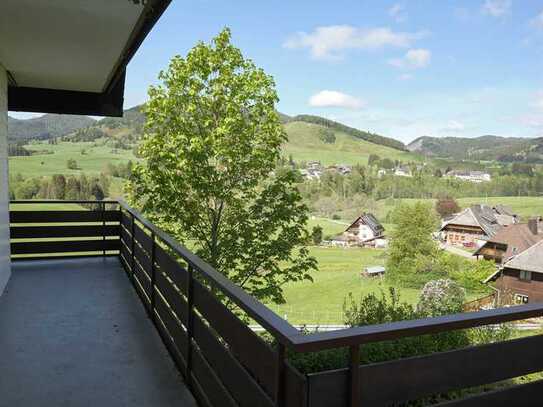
xmin=440 ymin=204 xmax=517 ymax=247
xmin=486 ymin=239 xmax=543 ymax=304
xmin=332 ymin=213 xmax=385 ymax=247
xmin=474 ymin=218 xmax=542 ymax=264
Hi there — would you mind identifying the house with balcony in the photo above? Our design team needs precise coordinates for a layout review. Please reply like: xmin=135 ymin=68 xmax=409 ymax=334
xmin=3 ymin=3 xmax=543 ymax=407
xmin=440 ymin=204 xmax=518 ymax=247
xmin=474 ymin=218 xmax=543 ymax=264
xmin=485 ymin=239 xmax=543 ymax=305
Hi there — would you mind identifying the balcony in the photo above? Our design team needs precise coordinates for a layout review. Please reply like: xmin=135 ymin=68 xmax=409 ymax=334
xmin=4 ymin=200 xmax=543 ymax=407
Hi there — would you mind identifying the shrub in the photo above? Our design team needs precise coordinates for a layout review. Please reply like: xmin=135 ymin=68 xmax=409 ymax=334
xmin=67 ymin=158 xmax=79 ymax=170
xmin=417 ymin=279 xmax=465 ymax=317
xmin=311 ymin=226 xmax=323 ymax=245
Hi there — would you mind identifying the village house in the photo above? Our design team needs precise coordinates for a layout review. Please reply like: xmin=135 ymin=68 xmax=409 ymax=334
xmin=485 ymin=239 xmax=543 ymax=305
xmin=474 ymin=218 xmax=542 ymax=263
xmin=394 ymin=166 xmax=412 ymax=177
xmin=446 ymin=170 xmax=492 ymax=183
xmin=440 ymin=204 xmax=518 ymax=248
xmin=331 ymin=213 xmax=386 ymax=247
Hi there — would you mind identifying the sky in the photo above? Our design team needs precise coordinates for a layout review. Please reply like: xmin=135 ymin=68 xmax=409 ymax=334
xmin=9 ymin=0 xmax=543 ymax=144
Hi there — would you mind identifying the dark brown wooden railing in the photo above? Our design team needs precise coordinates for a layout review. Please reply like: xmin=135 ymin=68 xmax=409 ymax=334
xmin=10 ymin=200 xmax=543 ymax=407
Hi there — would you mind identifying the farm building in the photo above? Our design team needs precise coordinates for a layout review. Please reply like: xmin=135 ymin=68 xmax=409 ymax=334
xmin=474 ymin=218 xmax=542 ymax=264
xmin=485 ymin=239 xmax=543 ymax=305
xmin=331 ymin=213 xmax=386 ymax=247
xmin=363 ymin=266 xmax=385 ymax=277
xmin=440 ymin=204 xmax=518 ymax=248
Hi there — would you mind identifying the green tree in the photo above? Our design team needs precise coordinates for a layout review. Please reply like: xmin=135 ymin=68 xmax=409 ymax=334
xmin=67 ymin=158 xmax=78 ymax=170
xmin=128 ymin=28 xmax=316 ymax=304
xmin=367 ymin=154 xmax=380 ymax=166
xmin=435 ymin=196 xmax=460 ymax=218
xmin=311 ymin=225 xmax=323 ymax=245
xmin=386 ymin=202 xmax=439 ymax=287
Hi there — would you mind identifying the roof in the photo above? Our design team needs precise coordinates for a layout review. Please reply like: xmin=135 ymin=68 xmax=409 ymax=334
xmin=1 ymin=0 xmax=171 ymax=116
xmin=365 ymin=266 xmax=385 ymax=274
xmin=346 ymin=213 xmax=384 ymax=235
xmin=441 ymin=205 xmax=516 ymax=237
xmin=474 ymin=223 xmax=543 ymax=260
xmin=502 ymin=239 xmax=543 ymax=274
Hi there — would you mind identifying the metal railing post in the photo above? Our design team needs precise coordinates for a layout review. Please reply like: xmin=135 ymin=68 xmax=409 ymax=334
xmin=130 ymin=212 xmax=136 ymax=281
xmin=102 ymin=202 xmax=106 ymax=256
xmin=275 ymin=343 xmax=286 ymax=407
xmin=349 ymin=345 xmax=360 ymax=407
xmin=150 ymin=231 xmax=156 ymax=320
xmin=185 ymin=263 xmax=195 ymax=387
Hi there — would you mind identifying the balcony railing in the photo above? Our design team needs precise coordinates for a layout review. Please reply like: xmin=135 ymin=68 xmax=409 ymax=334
xmin=9 ymin=200 xmax=543 ymax=406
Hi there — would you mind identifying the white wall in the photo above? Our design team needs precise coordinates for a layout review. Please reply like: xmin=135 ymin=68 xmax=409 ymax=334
xmin=0 ymin=64 xmax=11 ymax=294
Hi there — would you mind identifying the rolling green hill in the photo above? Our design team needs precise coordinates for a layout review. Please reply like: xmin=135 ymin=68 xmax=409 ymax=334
xmin=283 ymin=121 xmax=421 ymax=165
xmin=408 ymin=135 xmax=543 ymax=163
xmin=9 ymin=106 xmax=420 ymax=168
xmin=8 ymin=114 xmax=96 ymax=141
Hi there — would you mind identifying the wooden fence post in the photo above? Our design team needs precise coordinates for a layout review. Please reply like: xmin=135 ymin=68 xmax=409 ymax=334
xmin=349 ymin=345 xmax=360 ymax=407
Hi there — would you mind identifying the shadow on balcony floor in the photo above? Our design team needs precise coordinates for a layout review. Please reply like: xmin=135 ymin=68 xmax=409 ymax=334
xmin=0 ymin=257 xmax=196 ymax=407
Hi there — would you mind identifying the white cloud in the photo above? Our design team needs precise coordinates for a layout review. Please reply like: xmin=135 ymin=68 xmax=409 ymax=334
xmin=308 ymin=90 xmax=366 ymax=110
xmin=389 ymin=48 xmax=432 ymax=69
xmin=283 ymin=25 xmax=427 ymax=59
xmin=398 ymin=73 xmax=413 ymax=80
xmin=531 ymin=11 xmax=543 ymax=30
xmin=482 ymin=0 xmax=511 ymax=17
xmin=389 ymin=4 xmax=407 ymax=23
xmin=444 ymin=120 xmax=466 ymax=132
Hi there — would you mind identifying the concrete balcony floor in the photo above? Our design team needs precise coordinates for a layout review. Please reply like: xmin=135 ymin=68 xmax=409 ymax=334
xmin=0 ymin=257 xmax=196 ymax=407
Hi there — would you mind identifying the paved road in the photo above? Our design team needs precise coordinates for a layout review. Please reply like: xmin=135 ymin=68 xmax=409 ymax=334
xmin=439 ymin=243 xmax=477 ymax=260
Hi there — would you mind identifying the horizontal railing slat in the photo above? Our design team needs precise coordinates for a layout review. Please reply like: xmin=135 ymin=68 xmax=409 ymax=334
xmin=133 ymin=222 xmax=152 ymax=255
xmin=435 ymin=379 xmax=543 ymax=407
xmin=155 ymin=269 xmax=188 ymax=326
xmin=154 ymin=291 xmax=188 ymax=359
xmin=192 ymin=279 xmax=277 ymax=397
xmin=155 ymin=244 xmax=188 ymax=293
xmin=154 ymin=309 xmax=187 ymax=373
xmin=133 ymin=240 xmax=152 ymax=273
xmin=10 ymin=225 xmax=119 ymax=239
xmin=9 ymin=210 xmax=120 ymax=223
xmin=192 ymin=314 xmax=274 ymax=407
xmin=307 ymin=334 xmax=543 ymax=406
xmin=11 ymin=239 xmax=120 ymax=255
xmin=191 ymin=344 xmax=238 ymax=407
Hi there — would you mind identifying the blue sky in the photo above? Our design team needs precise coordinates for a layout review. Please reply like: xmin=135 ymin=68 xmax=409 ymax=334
xmin=10 ymin=0 xmax=543 ymax=144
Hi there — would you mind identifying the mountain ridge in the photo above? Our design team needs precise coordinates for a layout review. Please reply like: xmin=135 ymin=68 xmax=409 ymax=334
xmin=407 ymin=135 xmax=543 ymax=163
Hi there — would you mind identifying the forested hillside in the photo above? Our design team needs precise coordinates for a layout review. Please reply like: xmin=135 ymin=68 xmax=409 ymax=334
xmin=8 ymin=114 xmax=95 ymax=141
xmin=408 ymin=135 xmax=543 ymax=163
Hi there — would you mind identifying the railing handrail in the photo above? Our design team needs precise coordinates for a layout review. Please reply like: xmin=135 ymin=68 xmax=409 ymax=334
xmin=11 ymin=200 xmax=120 ymax=204
xmin=10 ymin=199 xmax=543 ymax=354
xmin=117 ymin=200 xmax=300 ymax=345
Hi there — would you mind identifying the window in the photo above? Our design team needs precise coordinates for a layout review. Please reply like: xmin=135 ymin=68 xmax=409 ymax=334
xmin=519 ymin=270 xmax=532 ymax=281
xmin=514 ymin=294 xmax=529 ymax=304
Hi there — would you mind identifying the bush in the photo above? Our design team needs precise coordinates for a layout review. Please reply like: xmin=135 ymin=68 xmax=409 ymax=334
xmin=290 ymin=288 xmax=471 ymax=373
xmin=318 ymin=128 xmax=336 ymax=144
xmin=435 ymin=196 xmax=460 ymax=218
xmin=417 ymin=279 xmax=465 ymax=317
xmin=311 ymin=226 xmax=323 ymax=245
xmin=67 ymin=158 xmax=78 ymax=170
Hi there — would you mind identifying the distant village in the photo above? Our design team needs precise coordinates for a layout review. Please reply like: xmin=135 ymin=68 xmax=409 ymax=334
xmin=317 ymin=200 xmax=541 ymax=307
xmin=299 ymin=161 xmax=492 ymax=183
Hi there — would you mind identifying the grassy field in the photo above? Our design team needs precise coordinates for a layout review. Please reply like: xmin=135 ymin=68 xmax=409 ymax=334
xmin=283 ymin=121 xmax=422 ymax=166
xmin=267 ymin=246 xmax=483 ymax=325
xmin=372 ymin=196 xmax=543 ymax=222
xmin=267 ymin=246 xmax=415 ymax=325
xmin=9 ymin=140 xmax=135 ymax=177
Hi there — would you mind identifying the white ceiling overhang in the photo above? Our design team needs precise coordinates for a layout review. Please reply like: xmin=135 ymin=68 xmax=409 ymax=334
xmin=0 ymin=0 xmax=170 ymax=116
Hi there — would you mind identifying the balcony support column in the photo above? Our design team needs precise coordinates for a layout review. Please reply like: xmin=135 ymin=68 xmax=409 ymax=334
xmin=0 ymin=63 xmax=11 ymax=295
